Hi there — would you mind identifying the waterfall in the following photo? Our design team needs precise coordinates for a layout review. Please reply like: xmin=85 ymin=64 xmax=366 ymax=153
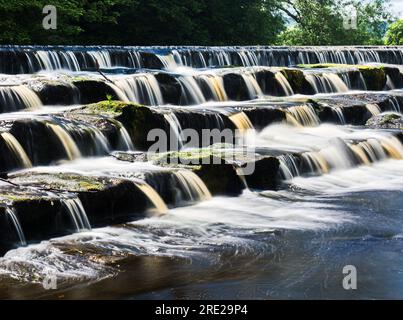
xmin=133 ymin=181 xmax=168 ymax=215
xmin=331 ymin=107 xmax=346 ymax=125
xmin=386 ymin=75 xmax=396 ymax=90
xmin=177 ymin=76 xmax=207 ymax=105
xmin=2 ymin=47 xmax=403 ymax=74
xmin=366 ymin=104 xmax=381 ymax=116
xmin=114 ymin=74 xmax=164 ymax=106
xmin=240 ymin=73 xmax=263 ymax=99
xmin=380 ymin=137 xmax=403 ymax=159
xmin=389 ymin=97 xmax=401 ymax=113
xmin=156 ymin=53 xmax=178 ymax=70
xmin=5 ymin=207 xmax=26 ymax=246
xmin=278 ymin=154 xmax=300 ymax=180
xmin=228 ymin=112 xmax=254 ymax=132
xmin=164 ymin=112 xmax=185 ymax=150
xmin=109 ymin=119 xmax=135 ymax=151
xmin=60 ymin=120 xmax=112 ymax=156
xmin=302 ymin=152 xmax=330 ymax=174
xmin=45 ymin=123 xmax=82 ymax=160
xmin=295 ymin=136 xmax=403 ymax=176
xmin=87 ymin=51 xmax=113 ymax=68
xmin=0 ymin=85 xmax=42 ymax=112
xmin=0 ymin=132 xmax=33 ymax=168
xmin=197 ymin=74 xmax=228 ymax=101
xmin=274 ymin=72 xmax=294 ymax=96
xmin=305 ymin=73 xmax=349 ymax=93
xmin=173 ymin=170 xmax=212 ymax=202
xmin=285 ymin=105 xmax=320 ymax=127
xmin=61 ymin=197 xmax=91 ymax=232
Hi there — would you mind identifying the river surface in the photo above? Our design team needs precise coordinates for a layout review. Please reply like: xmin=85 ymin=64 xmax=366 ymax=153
xmin=1 ymin=158 xmax=402 ymax=299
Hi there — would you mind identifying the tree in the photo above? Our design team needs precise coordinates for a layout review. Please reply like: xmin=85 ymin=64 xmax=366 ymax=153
xmin=276 ymin=0 xmax=394 ymax=45
xmin=385 ymin=20 xmax=403 ymax=45
xmin=0 ymin=0 xmax=123 ymax=44
xmin=0 ymin=0 xmax=285 ymax=45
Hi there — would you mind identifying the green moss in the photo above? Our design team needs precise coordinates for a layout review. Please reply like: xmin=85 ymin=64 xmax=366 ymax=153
xmin=10 ymin=173 xmax=106 ymax=192
xmin=0 ymin=194 xmax=41 ymax=203
xmin=85 ymin=100 xmax=144 ymax=116
xmin=380 ymin=113 xmax=401 ymax=125
xmin=359 ymin=67 xmax=386 ymax=91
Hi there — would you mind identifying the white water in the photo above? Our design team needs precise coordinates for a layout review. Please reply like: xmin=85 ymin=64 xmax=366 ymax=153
xmin=5 ymin=207 xmax=26 ymax=246
xmin=0 ymin=85 xmax=42 ymax=112
xmin=61 ymin=197 xmax=91 ymax=232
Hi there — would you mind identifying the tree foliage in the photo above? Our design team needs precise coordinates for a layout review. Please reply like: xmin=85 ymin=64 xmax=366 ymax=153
xmin=385 ymin=20 xmax=403 ymax=45
xmin=0 ymin=0 xmax=397 ymax=46
xmin=276 ymin=0 xmax=394 ymax=45
xmin=0 ymin=0 xmax=284 ymax=45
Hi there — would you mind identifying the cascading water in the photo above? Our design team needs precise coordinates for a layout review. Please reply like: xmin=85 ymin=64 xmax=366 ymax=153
xmin=274 ymin=72 xmax=294 ymax=96
xmin=61 ymin=196 xmax=91 ymax=232
xmin=177 ymin=75 xmax=207 ymax=105
xmin=113 ymin=74 xmax=164 ymax=106
xmin=45 ymin=123 xmax=82 ymax=160
xmin=366 ymin=103 xmax=382 ymax=116
xmin=228 ymin=112 xmax=254 ymax=132
xmin=0 ymin=85 xmax=42 ymax=113
xmin=1 ymin=45 xmax=403 ymax=299
xmin=133 ymin=181 xmax=168 ymax=215
xmin=285 ymin=105 xmax=320 ymax=127
xmin=305 ymin=73 xmax=349 ymax=93
xmin=1 ymin=46 xmax=403 ymax=74
xmin=4 ymin=207 xmax=26 ymax=246
xmin=172 ymin=170 xmax=212 ymax=202
xmin=240 ymin=73 xmax=263 ymax=99
xmin=0 ymin=132 xmax=32 ymax=168
xmin=163 ymin=112 xmax=185 ymax=150
xmin=197 ymin=74 xmax=228 ymax=101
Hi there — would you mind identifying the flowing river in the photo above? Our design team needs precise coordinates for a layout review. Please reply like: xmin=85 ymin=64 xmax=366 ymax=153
xmin=0 ymin=46 xmax=402 ymax=299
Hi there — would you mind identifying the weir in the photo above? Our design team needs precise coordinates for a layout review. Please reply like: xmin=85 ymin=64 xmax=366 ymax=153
xmin=0 ymin=45 xmax=403 ymax=257
xmin=0 ymin=46 xmax=401 ymax=73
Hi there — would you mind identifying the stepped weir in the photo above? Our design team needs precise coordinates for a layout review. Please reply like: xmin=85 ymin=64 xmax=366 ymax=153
xmin=0 ymin=45 xmax=403 ymax=294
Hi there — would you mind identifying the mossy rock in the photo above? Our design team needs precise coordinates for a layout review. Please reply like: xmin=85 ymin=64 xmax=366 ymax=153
xmin=298 ymin=63 xmax=347 ymax=69
xmin=366 ymin=113 xmax=403 ymax=129
xmin=149 ymin=148 xmax=245 ymax=196
xmin=0 ymin=186 xmax=71 ymax=255
xmin=76 ymin=101 xmax=167 ymax=150
xmin=359 ymin=67 xmax=387 ymax=91
xmin=9 ymin=172 xmax=108 ymax=192
xmin=8 ymin=172 xmax=159 ymax=227
xmin=280 ymin=68 xmax=314 ymax=95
